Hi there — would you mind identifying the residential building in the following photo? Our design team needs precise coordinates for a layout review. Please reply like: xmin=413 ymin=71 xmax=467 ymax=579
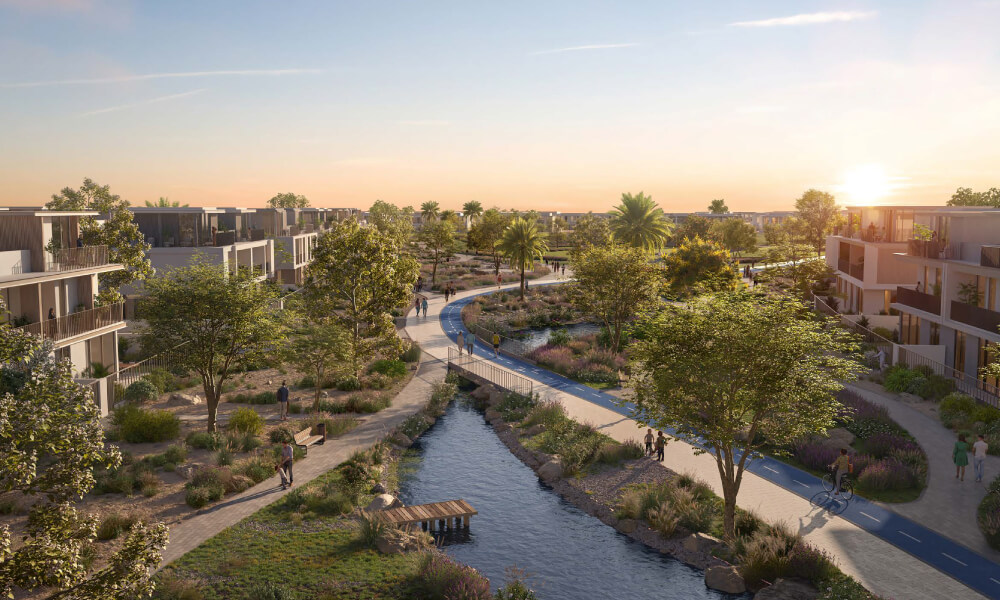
xmin=750 ymin=211 xmax=796 ymax=231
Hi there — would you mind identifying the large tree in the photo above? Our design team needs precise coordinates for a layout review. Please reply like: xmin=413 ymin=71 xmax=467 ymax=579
xmin=609 ymin=192 xmax=673 ymax=251
xmin=570 ymin=212 xmax=612 ymax=256
xmin=1 ymin=307 xmax=168 ymax=598
xmin=762 ymin=221 xmax=788 ymax=247
xmin=462 ymin=200 xmax=483 ymax=224
xmin=46 ymin=178 xmax=153 ymax=305
xmin=947 ymin=187 xmax=1000 ymax=208
xmin=418 ymin=218 xmax=458 ymax=286
xmin=281 ymin=305 xmax=352 ymax=410
xmin=673 ymin=215 xmax=712 ymax=243
xmin=138 ymin=262 xmax=282 ymax=432
xmin=708 ymin=198 xmax=729 ymax=214
xmin=625 ymin=292 xmax=859 ymax=540
xmin=661 ymin=236 xmax=739 ymax=298
xmin=794 ymin=189 xmax=839 ymax=257
xmin=420 ymin=201 xmax=440 ymax=222
xmin=368 ymin=199 xmax=414 ymax=247
xmin=466 ymin=208 xmax=509 ymax=273
xmin=267 ymin=192 xmax=310 ymax=208
xmin=304 ymin=220 xmax=419 ymax=377
xmin=571 ymin=244 xmax=662 ymax=353
xmin=549 ymin=216 xmax=568 ymax=248
xmin=498 ymin=217 xmax=548 ymax=299
xmin=711 ymin=217 xmax=758 ymax=257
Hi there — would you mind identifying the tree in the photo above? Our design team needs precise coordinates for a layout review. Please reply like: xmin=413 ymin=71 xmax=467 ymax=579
xmin=762 ymin=221 xmax=787 ymax=247
xmin=281 ymin=307 xmax=352 ymax=410
xmin=138 ymin=261 xmax=281 ymax=432
xmin=711 ymin=218 xmax=757 ymax=257
xmin=145 ymin=197 xmax=187 ymax=207
xmin=462 ymin=200 xmax=483 ymax=224
xmin=467 ymin=208 xmax=510 ymax=273
xmin=624 ymin=292 xmax=859 ymax=540
xmin=498 ymin=217 xmax=548 ymax=299
xmin=948 ymin=187 xmax=1000 ymax=208
xmin=267 ymin=192 xmax=310 ymax=208
xmin=304 ymin=220 xmax=419 ymax=378
xmin=419 ymin=218 xmax=458 ymax=286
xmin=420 ymin=201 xmax=440 ymax=222
xmin=1 ymin=306 xmax=167 ymax=598
xmin=46 ymin=178 xmax=153 ymax=305
xmin=608 ymin=192 xmax=673 ymax=251
xmin=661 ymin=236 xmax=739 ymax=298
xmin=439 ymin=209 xmax=459 ymax=225
xmin=368 ymin=199 xmax=414 ymax=247
xmin=571 ymin=244 xmax=662 ymax=353
xmin=674 ymin=215 xmax=712 ymax=243
xmin=570 ymin=212 xmax=612 ymax=256
xmin=794 ymin=189 xmax=839 ymax=257
xmin=708 ymin=198 xmax=729 ymax=214
xmin=550 ymin=216 xmax=568 ymax=248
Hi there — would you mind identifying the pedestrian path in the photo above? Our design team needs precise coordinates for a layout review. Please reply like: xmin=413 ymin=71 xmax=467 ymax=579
xmin=404 ymin=282 xmax=999 ymax=600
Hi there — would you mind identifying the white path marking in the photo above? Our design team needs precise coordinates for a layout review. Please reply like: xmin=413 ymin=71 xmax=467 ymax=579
xmin=860 ymin=511 xmax=880 ymax=523
xmin=990 ymin=577 xmax=1000 ymax=585
xmin=941 ymin=553 xmax=967 ymax=567
xmin=791 ymin=479 xmax=809 ymax=488
xmin=898 ymin=531 xmax=921 ymax=543
xmin=762 ymin=466 xmax=779 ymax=474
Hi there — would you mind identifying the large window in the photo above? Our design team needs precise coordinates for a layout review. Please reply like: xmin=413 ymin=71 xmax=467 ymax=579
xmin=955 ymin=330 xmax=966 ymax=374
xmin=980 ymin=339 xmax=999 ymax=390
xmin=901 ymin=313 xmax=921 ymax=345
xmin=929 ymin=322 xmax=940 ymax=345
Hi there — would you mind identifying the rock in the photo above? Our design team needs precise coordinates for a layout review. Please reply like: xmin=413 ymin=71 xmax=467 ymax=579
xmin=537 ymin=458 xmax=564 ymax=482
xmin=705 ymin=565 xmax=747 ymax=594
xmin=366 ymin=494 xmax=401 ymax=511
xmin=496 ymin=422 xmax=512 ymax=433
xmin=175 ymin=465 xmax=196 ymax=480
xmin=804 ymin=427 xmax=855 ymax=451
xmin=167 ymin=393 xmax=202 ymax=406
xmin=487 ymin=390 xmax=505 ymax=407
xmin=267 ymin=380 xmax=272 ymax=386
xmin=521 ymin=424 xmax=545 ymax=437
xmin=376 ymin=536 xmax=406 ymax=555
xmin=470 ymin=386 xmax=490 ymax=401
xmin=390 ymin=432 xmax=412 ymax=448
xmin=753 ymin=578 xmax=819 ymax=600
xmin=682 ymin=532 xmax=723 ymax=554
xmin=616 ymin=519 xmax=638 ymax=534
xmin=898 ymin=392 xmax=921 ymax=403
xmin=321 ymin=391 xmax=330 ymax=398
xmin=375 ymin=528 xmax=430 ymax=554
xmin=484 ymin=408 xmax=501 ymax=422
xmin=372 ymin=482 xmax=387 ymax=494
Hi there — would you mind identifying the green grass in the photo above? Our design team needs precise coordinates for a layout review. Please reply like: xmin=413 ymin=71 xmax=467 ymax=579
xmin=584 ymin=381 xmax=618 ymax=390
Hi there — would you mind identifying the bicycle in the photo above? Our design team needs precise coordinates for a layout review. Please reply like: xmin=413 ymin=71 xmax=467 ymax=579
xmin=822 ymin=468 xmax=855 ymax=501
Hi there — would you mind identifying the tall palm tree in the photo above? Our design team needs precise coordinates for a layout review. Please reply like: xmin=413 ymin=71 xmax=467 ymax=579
xmin=462 ymin=200 xmax=483 ymax=223
xmin=608 ymin=192 xmax=672 ymax=251
xmin=420 ymin=201 xmax=440 ymax=222
xmin=145 ymin=197 xmax=187 ymax=207
xmin=498 ymin=217 xmax=549 ymax=299
xmin=440 ymin=209 xmax=458 ymax=224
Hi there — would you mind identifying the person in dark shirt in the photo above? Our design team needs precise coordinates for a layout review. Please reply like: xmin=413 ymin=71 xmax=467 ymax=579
xmin=277 ymin=381 xmax=290 ymax=421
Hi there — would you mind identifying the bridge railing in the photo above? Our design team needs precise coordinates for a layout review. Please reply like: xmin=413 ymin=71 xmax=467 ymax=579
xmin=447 ymin=347 xmax=534 ymax=397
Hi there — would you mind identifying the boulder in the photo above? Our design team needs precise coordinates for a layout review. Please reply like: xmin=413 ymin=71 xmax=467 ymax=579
xmin=705 ymin=565 xmax=747 ymax=594
xmin=390 ymin=432 xmax=412 ymax=448
xmin=484 ymin=408 xmax=501 ymax=422
xmin=521 ymin=424 xmax=545 ymax=437
xmin=175 ymin=465 xmax=196 ymax=480
xmin=537 ymin=458 xmax=564 ymax=482
xmin=375 ymin=528 xmax=430 ymax=555
xmin=753 ymin=578 xmax=819 ymax=600
xmin=682 ymin=532 xmax=723 ymax=554
xmin=371 ymin=482 xmax=387 ymax=494
xmin=167 ymin=393 xmax=202 ymax=407
xmin=487 ymin=390 xmax=505 ymax=407
xmin=470 ymin=386 xmax=490 ymax=401
xmin=366 ymin=494 xmax=401 ymax=511
xmin=376 ymin=535 xmax=407 ymax=555
xmin=615 ymin=519 xmax=638 ymax=534
xmin=320 ymin=391 xmax=330 ymax=399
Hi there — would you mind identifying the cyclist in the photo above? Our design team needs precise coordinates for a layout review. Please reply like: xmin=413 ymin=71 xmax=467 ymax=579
xmin=829 ymin=448 xmax=852 ymax=496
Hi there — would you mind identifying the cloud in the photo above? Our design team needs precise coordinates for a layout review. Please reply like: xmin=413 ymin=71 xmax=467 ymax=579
xmin=728 ymin=11 xmax=877 ymax=28
xmin=80 ymin=88 xmax=206 ymax=116
xmin=1 ymin=68 xmax=322 ymax=89
xmin=530 ymin=43 xmax=638 ymax=56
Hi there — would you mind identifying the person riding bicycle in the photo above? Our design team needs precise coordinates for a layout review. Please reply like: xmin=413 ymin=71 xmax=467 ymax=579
xmin=829 ymin=448 xmax=853 ymax=496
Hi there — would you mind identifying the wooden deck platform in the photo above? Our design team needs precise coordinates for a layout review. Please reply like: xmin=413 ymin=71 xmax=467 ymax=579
xmin=367 ymin=499 xmax=478 ymax=532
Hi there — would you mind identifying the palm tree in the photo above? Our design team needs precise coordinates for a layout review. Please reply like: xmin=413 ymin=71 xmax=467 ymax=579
xmin=145 ymin=197 xmax=187 ymax=207
xmin=609 ymin=192 xmax=673 ymax=251
xmin=462 ymin=200 xmax=483 ymax=223
xmin=421 ymin=201 xmax=440 ymax=222
xmin=498 ymin=217 xmax=548 ymax=299
xmin=440 ymin=209 xmax=458 ymax=224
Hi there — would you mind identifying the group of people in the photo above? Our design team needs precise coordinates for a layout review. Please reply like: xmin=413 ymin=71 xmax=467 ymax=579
xmin=413 ymin=295 xmax=429 ymax=317
xmin=544 ymin=260 xmax=566 ymax=277
xmin=454 ymin=329 xmax=502 ymax=358
xmin=953 ymin=433 xmax=989 ymax=482
xmin=442 ymin=283 xmax=459 ymax=302
xmin=644 ymin=429 xmax=668 ymax=461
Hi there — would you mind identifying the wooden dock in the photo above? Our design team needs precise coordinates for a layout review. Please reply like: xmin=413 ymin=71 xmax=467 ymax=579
xmin=367 ymin=499 xmax=477 ymax=532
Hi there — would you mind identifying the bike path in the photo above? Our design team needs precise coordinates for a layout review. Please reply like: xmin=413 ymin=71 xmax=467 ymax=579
xmin=440 ymin=288 xmax=1000 ymax=600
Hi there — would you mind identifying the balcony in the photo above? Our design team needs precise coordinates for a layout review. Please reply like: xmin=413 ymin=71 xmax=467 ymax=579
xmin=951 ymin=301 xmax=1000 ymax=334
xmin=837 ymin=258 xmax=864 ymax=280
xmin=907 ymin=239 xmax=947 ymax=259
xmin=16 ymin=302 xmax=124 ymax=343
xmin=982 ymin=245 xmax=1000 ymax=269
xmin=896 ymin=286 xmax=941 ymax=315
xmin=46 ymin=245 xmax=109 ymax=272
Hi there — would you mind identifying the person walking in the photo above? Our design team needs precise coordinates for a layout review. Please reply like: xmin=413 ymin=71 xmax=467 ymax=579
xmin=414 ymin=297 xmax=421 ymax=314
xmin=973 ymin=434 xmax=989 ymax=482
xmin=492 ymin=332 xmax=500 ymax=358
xmin=655 ymin=431 xmax=667 ymax=462
xmin=467 ymin=335 xmax=475 ymax=356
xmin=561 ymin=264 xmax=565 ymax=276
xmin=277 ymin=381 xmax=290 ymax=421
xmin=829 ymin=448 xmax=852 ymax=496
xmin=277 ymin=440 xmax=294 ymax=489
xmin=421 ymin=297 xmax=429 ymax=317
xmin=644 ymin=428 xmax=654 ymax=457
xmin=443 ymin=286 xmax=450 ymax=302
xmin=954 ymin=434 xmax=970 ymax=481
xmin=457 ymin=330 xmax=465 ymax=355
xmin=496 ymin=273 xmax=502 ymax=289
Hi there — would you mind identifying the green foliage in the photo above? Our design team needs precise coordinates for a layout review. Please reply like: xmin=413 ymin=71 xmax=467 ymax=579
xmin=228 ymin=391 xmax=277 ymax=404
xmin=710 ymin=217 xmax=757 ymax=257
xmin=269 ymin=426 xmax=295 ymax=444
xmin=661 ymin=236 xmax=739 ymax=298
xmin=708 ymin=198 xmax=729 ymax=214
xmin=266 ymin=192 xmax=309 ymax=208
xmin=186 ymin=431 xmax=224 ymax=450
xmin=499 ymin=217 xmax=549 ymax=298
xmin=948 ymin=186 xmax=1000 ymax=208
xmin=368 ymin=199 xmax=415 ymax=247
xmin=469 ymin=208 xmax=514 ymax=273
xmin=419 ymin=217 xmax=459 ymax=285
xmin=113 ymin=404 xmax=181 ymax=443
xmin=370 ymin=359 xmax=407 ymax=378
xmin=124 ymin=379 xmax=160 ymax=404
xmin=794 ymin=188 xmax=840 ymax=255
xmin=608 ymin=191 xmax=673 ymax=251
xmin=245 ymin=582 xmax=294 ymax=600
xmin=496 ymin=392 xmax=538 ymax=422
xmin=401 ymin=342 xmax=422 ymax=363
xmin=357 ymin=513 xmax=391 ymax=547
xmin=97 ymin=512 xmax=139 ymax=541
xmin=226 ymin=406 xmax=265 ymax=435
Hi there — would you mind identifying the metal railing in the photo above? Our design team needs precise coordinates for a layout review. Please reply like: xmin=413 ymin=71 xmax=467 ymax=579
xmin=812 ymin=294 xmax=894 ymax=364
xmin=896 ymin=286 xmax=941 ymax=315
xmin=110 ymin=344 xmax=190 ymax=405
xmin=896 ymin=347 xmax=1000 ymax=409
xmin=46 ymin=245 xmax=109 ymax=272
xmin=982 ymin=245 xmax=1000 ymax=269
xmin=950 ymin=300 xmax=1000 ymax=334
xmin=466 ymin=321 xmax=534 ymax=360
xmin=16 ymin=302 xmax=124 ymax=342
xmin=447 ymin=347 xmax=534 ymax=397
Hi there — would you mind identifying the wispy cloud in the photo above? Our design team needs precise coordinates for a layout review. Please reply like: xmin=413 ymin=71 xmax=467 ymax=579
xmin=1 ymin=68 xmax=322 ymax=89
xmin=728 ymin=11 xmax=877 ymax=28
xmin=530 ymin=43 xmax=638 ymax=56
xmin=80 ymin=88 xmax=206 ymax=117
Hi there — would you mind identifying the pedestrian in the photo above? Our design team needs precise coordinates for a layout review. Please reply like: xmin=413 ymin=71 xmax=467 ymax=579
xmin=277 ymin=381 xmax=290 ymax=421
xmin=449 ymin=283 xmax=456 ymax=298
xmin=973 ymin=434 xmax=989 ymax=482
xmin=492 ymin=332 xmax=500 ymax=358
xmin=444 ymin=286 xmax=450 ymax=302
xmin=457 ymin=330 xmax=465 ymax=355
xmin=876 ymin=348 xmax=887 ymax=371
xmin=954 ymin=434 xmax=970 ymax=481
xmin=655 ymin=431 xmax=666 ymax=462
xmin=561 ymin=264 xmax=565 ymax=276
xmin=277 ymin=440 xmax=294 ymax=490
xmin=828 ymin=448 xmax=852 ymax=495
xmin=644 ymin=428 xmax=654 ymax=456
xmin=76 ymin=236 xmax=83 ymax=248
xmin=414 ymin=297 xmax=421 ymax=314
xmin=421 ymin=297 xmax=429 ymax=317
xmin=496 ymin=273 xmax=502 ymax=289
xmin=467 ymin=335 xmax=475 ymax=356
xmin=752 ymin=275 xmax=758 ymax=288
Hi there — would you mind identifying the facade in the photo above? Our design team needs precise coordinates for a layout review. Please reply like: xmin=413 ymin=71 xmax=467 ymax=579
xmin=0 ymin=209 xmax=127 ymax=412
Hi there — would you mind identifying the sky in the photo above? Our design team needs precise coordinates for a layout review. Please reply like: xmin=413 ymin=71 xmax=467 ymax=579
xmin=1 ymin=1 xmax=999 ymax=212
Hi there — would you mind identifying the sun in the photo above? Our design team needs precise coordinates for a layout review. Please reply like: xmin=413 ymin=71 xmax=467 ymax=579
xmin=839 ymin=165 xmax=893 ymax=204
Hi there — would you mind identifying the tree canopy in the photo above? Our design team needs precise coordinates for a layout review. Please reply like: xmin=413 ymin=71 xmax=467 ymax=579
xmin=267 ymin=193 xmax=310 ymax=208
xmin=794 ymin=189 xmax=839 ymax=257
xmin=708 ymin=199 xmax=729 ymax=214
xmin=673 ymin=215 xmax=712 ymax=244
xmin=420 ymin=201 xmax=440 ymax=222
xmin=661 ymin=236 xmax=739 ymax=298
xmin=711 ymin=218 xmax=757 ymax=257
xmin=625 ymin=291 xmax=860 ymax=540
xmin=467 ymin=208 xmax=510 ymax=274
xmin=498 ymin=217 xmax=548 ymax=298
xmin=368 ymin=200 xmax=414 ymax=247
xmin=608 ymin=192 xmax=672 ymax=251
xmin=281 ymin=300 xmax=352 ymax=410
xmin=145 ymin=197 xmax=187 ymax=207
xmin=462 ymin=201 xmax=483 ymax=222
xmin=570 ymin=212 xmax=612 ymax=256
xmin=947 ymin=187 xmax=1000 ymax=208
xmin=418 ymin=218 xmax=458 ymax=285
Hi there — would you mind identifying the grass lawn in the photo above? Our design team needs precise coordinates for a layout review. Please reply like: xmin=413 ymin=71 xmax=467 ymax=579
xmin=584 ymin=381 xmax=618 ymax=391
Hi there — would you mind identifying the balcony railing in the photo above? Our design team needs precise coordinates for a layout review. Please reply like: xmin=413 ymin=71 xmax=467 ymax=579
xmin=907 ymin=239 xmax=947 ymax=259
xmin=16 ymin=302 xmax=124 ymax=343
xmin=982 ymin=245 xmax=1000 ymax=269
xmin=46 ymin=245 xmax=109 ymax=272
xmin=896 ymin=286 xmax=941 ymax=315
xmin=951 ymin=301 xmax=1000 ymax=334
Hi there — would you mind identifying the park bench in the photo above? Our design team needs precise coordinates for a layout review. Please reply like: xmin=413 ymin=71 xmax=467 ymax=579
xmin=294 ymin=424 xmax=325 ymax=448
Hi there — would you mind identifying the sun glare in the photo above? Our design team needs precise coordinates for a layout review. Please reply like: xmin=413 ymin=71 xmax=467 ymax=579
xmin=839 ymin=164 xmax=893 ymax=204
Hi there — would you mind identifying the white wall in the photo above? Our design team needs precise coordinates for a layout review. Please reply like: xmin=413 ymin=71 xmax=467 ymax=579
xmin=0 ymin=250 xmax=30 ymax=276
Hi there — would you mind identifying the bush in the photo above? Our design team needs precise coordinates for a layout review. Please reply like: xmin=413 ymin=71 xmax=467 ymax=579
xmin=234 ymin=455 xmax=275 ymax=484
xmin=268 ymin=426 xmax=294 ymax=444
xmin=228 ymin=391 xmax=276 ymax=405
xmin=153 ymin=574 xmax=204 ymax=600
xmin=548 ymin=328 xmax=571 ymax=346
xmin=297 ymin=375 xmax=315 ymax=389
xmin=884 ymin=366 xmax=920 ymax=394
xmin=186 ymin=431 xmax=223 ymax=450
xmin=114 ymin=405 xmax=181 ymax=443
xmin=215 ymin=447 xmax=233 ymax=466
xmin=164 ymin=443 xmax=188 ymax=464
xmin=357 ymin=512 xmax=390 ymax=547
xmin=856 ymin=458 xmax=917 ymax=491
xmin=96 ymin=511 xmax=138 ymax=540
xmin=496 ymin=392 xmax=537 ymax=422
xmin=416 ymin=553 xmax=491 ymax=600
xmin=185 ymin=484 xmax=225 ymax=508
xmin=940 ymin=392 xmax=978 ymax=415
xmin=124 ymin=380 xmax=159 ymax=404
xmin=788 ymin=542 xmax=839 ymax=585
xmin=978 ymin=477 xmax=1000 ymax=550
xmin=227 ymin=407 xmax=265 ymax=435
xmin=245 ymin=582 xmax=293 ymax=600
xmin=736 ymin=531 xmax=797 ymax=588
xmin=369 ymin=359 xmax=407 ymax=378
xmin=596 ymin=439 xmax=645 ymax=464
xmin=647 ymin=502 xmax=681 ymax=537
xmin=401 ymin=342 xmax=421 ymax=363
xmin=336 ymin=376 xmax=361 ymax=391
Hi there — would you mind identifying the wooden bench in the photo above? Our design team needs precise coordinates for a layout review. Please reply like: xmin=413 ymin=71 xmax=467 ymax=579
xmin=294 ymin=424 xmax=325 ymax=448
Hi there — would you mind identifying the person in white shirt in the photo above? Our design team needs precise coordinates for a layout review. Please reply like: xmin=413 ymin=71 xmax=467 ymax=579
xmin=973 ymin=434 xmax=989 ymax=483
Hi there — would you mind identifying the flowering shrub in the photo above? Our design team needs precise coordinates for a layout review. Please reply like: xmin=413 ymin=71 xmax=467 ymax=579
xmin=792 ymin=441 xmax=841 ymax=471
xmin=417 ymin=553 xmax=491 ymax=600
xmin=979 ymin=476 xmax=1000 ymax=550
xmin=863 ymin=433 xmax=919 ymax=459
xmin=856 ymin=458 xmax=916 ymax=491
xmin=528 ymin=334 xmax=625 ymax=385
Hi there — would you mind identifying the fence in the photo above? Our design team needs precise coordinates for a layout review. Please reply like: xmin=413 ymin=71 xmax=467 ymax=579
xmin=897 ymin=347 xmax=1000 ymax=409
xmin=46 ymin=245 xmax=108 ymax=271
xmin=109 ymin=343 xmax=191 ymax=406
xmin=17 ymin=302 xmax=123 ymax=343
xmin=813 ymin=294 xmax=894 ymax=367
xmin=447 ymin=347 xmax=534 ymax=397
xmin=466 ymin=321 xmax=534 ymax=360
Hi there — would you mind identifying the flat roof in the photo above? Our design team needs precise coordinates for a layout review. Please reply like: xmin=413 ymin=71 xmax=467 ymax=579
xmin=0 ymin=209 xmax=99 ymax=217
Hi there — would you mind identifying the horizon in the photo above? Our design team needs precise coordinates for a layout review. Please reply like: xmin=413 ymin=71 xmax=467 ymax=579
xmin=2 ymin=1 xmax=999 ymax=211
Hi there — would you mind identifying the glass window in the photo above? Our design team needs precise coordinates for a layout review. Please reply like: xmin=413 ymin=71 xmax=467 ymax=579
xmin=955 ymin=330 xmax=966 ymax=375
xmin=979 ymin=339 xmax=998 ymax=389
xmin=929 ymin=322 xmax=940 ymax=345
xmin=902 ymin=314 xmax=921 ymax=345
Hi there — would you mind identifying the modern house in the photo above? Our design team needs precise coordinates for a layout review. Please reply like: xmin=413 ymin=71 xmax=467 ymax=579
xmin=0 ymin=208 xmax=127 ymax=413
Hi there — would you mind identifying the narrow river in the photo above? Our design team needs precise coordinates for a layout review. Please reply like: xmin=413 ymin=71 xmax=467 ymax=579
xmin=397 ymin=400 xmax=747 ymax=599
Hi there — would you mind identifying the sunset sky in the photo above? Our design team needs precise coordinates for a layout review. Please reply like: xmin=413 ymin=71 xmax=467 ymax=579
xmin=1 ymin=1 xmax=998 ymax=212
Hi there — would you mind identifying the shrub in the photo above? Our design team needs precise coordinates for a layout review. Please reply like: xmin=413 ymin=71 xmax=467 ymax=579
xmin=863 ymin=433 xmax=919 ymax=459
xmin=904 ymin=375 xmax=929 ymax=396
xmin=297 ymin=375 xmax=316 ymax=389
xmin=416 ymin=553 xmax=491 ymax=600
xmin=336 ymin=376 xmax=361 ymax=391
xmin=792 ymin=440 xmax=842 ymax=472
xmin=736 ymin=531 xmax=797 ymax=588
xmin=369 ymin=359 xmax=407 ymax=378
xmin=96 ymin=511 xmax=138 ymax=540
xmin=357 ymin=512 xmax=390 ymax=547
xmin=215 ymin=447 xmax=233 ymax=466
xmin=671 ymin=487 xmax=717 ymax=532
xmin=978 ymin=477 xmax=1000 ymax=550
xmin=185 ymin=484 xmax=224 ymax=508
xmin=245 ymin=582 xmax=293 ymax=600
xmin=401 ymin=342 xmax=422 ymax=363
xmin=114 ymin=405 xmax=181 ymax=443
xmin=164 ymin=443 xmax=188 ymax=464
xmin=788 ymin=542 xmax=839 ymax=585
xmin=153 ymin=574 xmax=204 ymax=600
xmin=227 ymin=407 xmax=265 ymax=435
xmin=522 ymin=401 xmax=566 ymax=429
xmin=856 ymin=458 xmax=917 ymax=491
xmin=496 ymin=392 xmax=537 ymax=422
xmin=228 ymin=391 xmax=276 ymax=405
xmin=941 ymin=392 xmax=978 ymax=415
xmin=923 ymin=374 xmax=955 ymax=400
xmin=234 ymin=455 xmax=275 ymax=484
xmin=884 ymin=367 xmax=920 ymax=394
xmin=268 ymin=426 xmax=294 ymax=444
xmin=124 ymin=380 xmax=159 ymax=404
xmin=647 ymin=502 xmax=681 ymax=537
xmin=548 ymin=328 xmax=571 ymax=347
xmin=596 ymin=439 xmax=644 ymax=464
xmin=973 ymin=404 xmax=1000 ymax=425
xmin=186 ymin=431 xmax=223 ymax=450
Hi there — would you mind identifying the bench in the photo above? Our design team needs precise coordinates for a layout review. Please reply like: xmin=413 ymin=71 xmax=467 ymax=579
xmin=294 ymin=424 xmax=325 ymax=448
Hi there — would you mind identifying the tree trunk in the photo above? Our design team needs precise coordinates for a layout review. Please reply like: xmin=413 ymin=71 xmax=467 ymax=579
xmin=519 ymin=267 xmax=525 ymax=299
xmin=206 ymin=393 xmax=219 ymax=433
xmin=431 ymin=259 xmax=438 ymax=285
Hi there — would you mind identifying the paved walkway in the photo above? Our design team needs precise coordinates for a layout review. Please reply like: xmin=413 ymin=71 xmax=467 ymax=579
xmin=158 ymin=358 xmax=447 ymax=568
xmin=405 ymin=281 xmax=998 ymax=600
xmin=847 ymin=381 xmax=1000 ymax=559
